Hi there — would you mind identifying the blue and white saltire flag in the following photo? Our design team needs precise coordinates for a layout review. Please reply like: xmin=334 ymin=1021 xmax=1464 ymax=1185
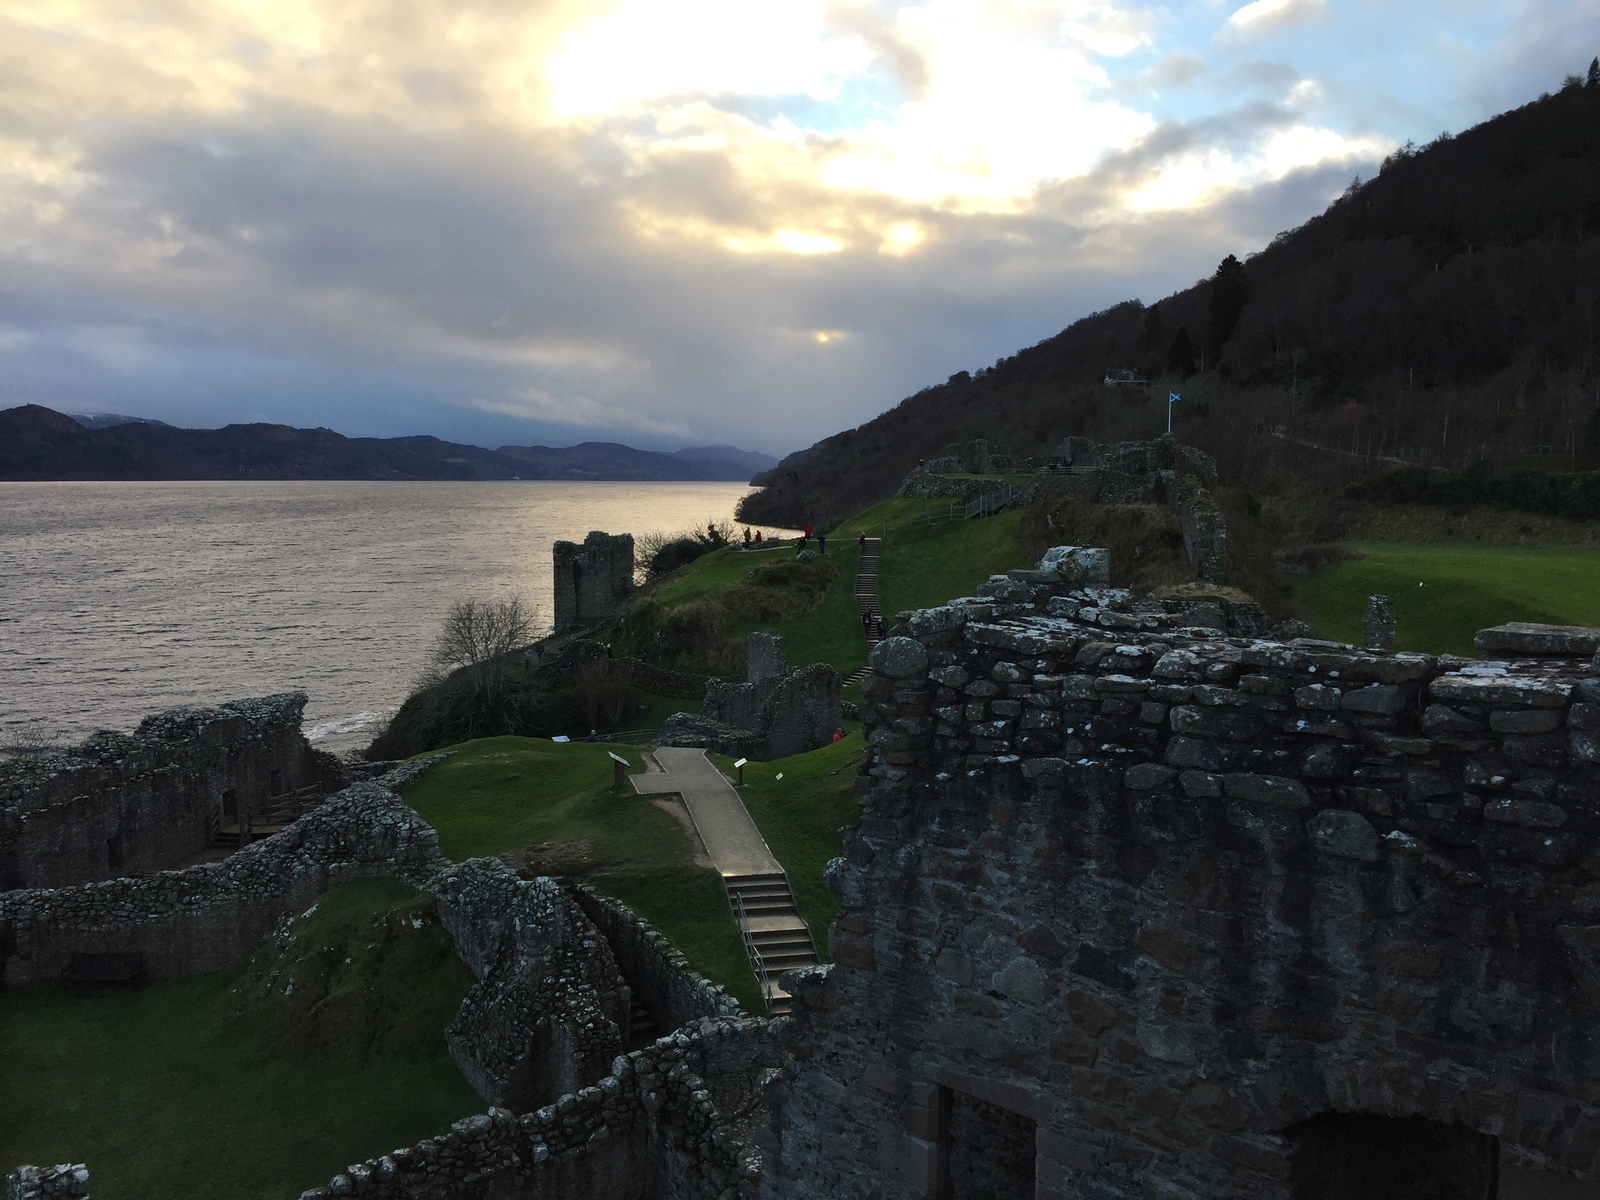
xmin=1169 ymin=392 xmax=1180 ymax=404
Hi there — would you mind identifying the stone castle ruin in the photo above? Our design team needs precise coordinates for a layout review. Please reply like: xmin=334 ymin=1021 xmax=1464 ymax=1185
xmin=762 ymin=553 xmax=1600 ymax=1199
xmin=14 ymin=567 xmax=1600 ymax=1199
xmin=900 ymin=437 xmax=1229 ymax=583
xmin=0 ymin=693 xmax=342 ymax=892
xmin=657 ymin=632 xmax=842 ymax=760
xmin=553 ymin=531 xmax=636 ymax=633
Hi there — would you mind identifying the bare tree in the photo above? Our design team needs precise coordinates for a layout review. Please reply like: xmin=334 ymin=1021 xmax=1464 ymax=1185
xmin=422 ymin=596 xmax=538 ymax=695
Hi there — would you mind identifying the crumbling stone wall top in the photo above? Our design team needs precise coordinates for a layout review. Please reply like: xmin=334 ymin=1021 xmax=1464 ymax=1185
xmin=761 ymin=548 xmax=1600 ymax=1200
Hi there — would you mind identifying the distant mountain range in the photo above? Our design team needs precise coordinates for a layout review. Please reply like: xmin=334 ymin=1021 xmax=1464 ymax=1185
xmin=0 ymin=406 xmax=778 ymax=482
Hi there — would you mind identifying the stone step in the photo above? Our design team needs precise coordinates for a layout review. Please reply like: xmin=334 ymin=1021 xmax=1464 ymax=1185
xmin=728 ymin=876 xmax=791 ymax=891
xmin=754 ymin=939 xmax=817 ymax=960
xmin=758 ymin=958 xmax=819 ymax=977
xmin=745 ymin=913 xmax=809 ymax=933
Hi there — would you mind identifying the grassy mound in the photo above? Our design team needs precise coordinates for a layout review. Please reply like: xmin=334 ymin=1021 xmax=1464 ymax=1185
xmin=234 ymin=879 xmax=473 ymax=1062
xmin=0 ymin=881 xmax=479 ymax=1200
xmin=1293 ymin=542 xmax=1600 ymax=657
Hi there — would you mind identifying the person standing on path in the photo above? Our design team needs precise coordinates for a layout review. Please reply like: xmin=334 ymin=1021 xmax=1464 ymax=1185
xmin=818 ymin=532 xmax=826 ymax=554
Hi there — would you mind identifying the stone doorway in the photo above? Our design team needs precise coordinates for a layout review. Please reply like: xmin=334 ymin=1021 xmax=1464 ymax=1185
xmin=1288 ymin=1113 xmax=1499 ymax=1200
xmin=940 ymin=1086 xmax=1036 ymax=1200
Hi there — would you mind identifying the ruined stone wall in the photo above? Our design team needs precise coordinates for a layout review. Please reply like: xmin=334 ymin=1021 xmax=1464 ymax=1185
xmin=0 ymin=772 xmax=444 ymax=989
xmin=760 ymin=560 xmax=1600 ymax=1199
xmin=660 ymin=634 xmax=842 ymax=761
xmin=553 ymin=531 xmax=636 ymax=633
xmin=431 ymin=858 xmax=629 ymax=1110
xmin=0 ymin=693 xmax=338 ymax=892
xmin=1048 ymin=438 xmax=1228 ymax=582
xmin=571 ymin=885 xmax=746 ymax=1034
xmin=295 ymin=1018 xmax=779 ymax=1200
xmin=746 ymin=633 xmax=788 ymax=685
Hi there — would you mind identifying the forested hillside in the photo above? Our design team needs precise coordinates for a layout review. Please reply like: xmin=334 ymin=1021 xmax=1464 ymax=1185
xmin=741 ymin=72 xmax=1600 ymax=528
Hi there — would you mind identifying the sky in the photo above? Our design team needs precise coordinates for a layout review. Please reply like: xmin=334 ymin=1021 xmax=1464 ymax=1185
xmin=2 ymin=1 xmax=1597 ymax=455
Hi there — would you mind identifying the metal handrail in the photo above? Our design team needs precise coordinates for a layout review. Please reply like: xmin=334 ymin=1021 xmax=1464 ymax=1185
xmin=730 ymin=890 xmax=774 ymax=1010
xmin=965 ymin=482 xmax=1016 ymax=519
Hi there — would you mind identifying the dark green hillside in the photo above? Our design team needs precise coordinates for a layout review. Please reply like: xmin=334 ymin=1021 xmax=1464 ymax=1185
xmin=740 ymin=75 xmax=1600 ymax=528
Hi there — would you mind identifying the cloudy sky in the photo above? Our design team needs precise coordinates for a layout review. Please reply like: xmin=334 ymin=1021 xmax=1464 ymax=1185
xmin=2 ymin=1 xmax=1595 ymax=454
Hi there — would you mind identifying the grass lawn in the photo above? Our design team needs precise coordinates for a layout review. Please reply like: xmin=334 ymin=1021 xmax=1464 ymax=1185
xmin=0 ymin=881 xmax=479 ymax=1200
xmin=711 ymin=735 xmax=865 ymax=959
xmin=651 ymin=544 xmax=799 ymax=609
xmin=1294 ymin=542 xmax=1600 ymax=657
xmin=640 ymin=497 xmax=1030 ymax=682
xmin=399 ymin=738 xmax=760 ymax=1010
xmin=876 ymin=509 xmax=1028 ymax=618
xmin=832 ymin=498 xmax=1031 ymax=618
xmin=728 ymin=539 xmax=865 ymax=675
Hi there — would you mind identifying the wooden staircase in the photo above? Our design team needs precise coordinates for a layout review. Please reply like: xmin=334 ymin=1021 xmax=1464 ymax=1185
xmin=726 ymin=872 xmax=820 ymax=1016
xmin=208 ymin=783 xmax=324 ymax=851
xmin=845 ymin=536 xmax=883 ymax=686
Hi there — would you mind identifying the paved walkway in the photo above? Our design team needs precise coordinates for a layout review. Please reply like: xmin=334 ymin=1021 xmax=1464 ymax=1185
xmin=634 ymin=746 xmax=819 ymax=1014
xmin=632 ymin=747 xmax=782 ymax=877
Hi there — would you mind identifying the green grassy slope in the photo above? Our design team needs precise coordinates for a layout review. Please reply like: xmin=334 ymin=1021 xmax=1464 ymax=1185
xmin=728 ymin=539 xmax=863 ymax=674
xmin=0 ymin=881 xmax=479 ymax=1200
xmin=652 ymin=543 xmax=799 ymax=608
xmin=642 ymin=497 xmax=1031 ymax=679
xmin=1293 ymin=542 xmax=1600 ymax=657
xmin=400 ymin=738 xmax=760 ymax=1009
xmin=712 ymin=735 xmax=864 ymax=958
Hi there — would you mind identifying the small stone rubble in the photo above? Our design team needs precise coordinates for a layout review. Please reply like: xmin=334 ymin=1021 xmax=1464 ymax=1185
xmin=759 ymin=548 xmax=1600 ymax=1198
xmin=4 ymin=1166 xmax=89 ymax=1200
xmin=0 ymin=692 xmax=342 ymax=891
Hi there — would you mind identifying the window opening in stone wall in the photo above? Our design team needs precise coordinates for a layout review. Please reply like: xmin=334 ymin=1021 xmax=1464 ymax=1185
xmin=941 ymin=1087 xmax=1035 ymax=1200
xmin=1288 ymin=1112 xmax=1499 ymax=1200
xmin=221 ymin=789 xmax=238 ymax=823
xmin=105 ymin=832 xmax=123 ymax=871
xmin=269 ymin=770 xmax=284 ymax=796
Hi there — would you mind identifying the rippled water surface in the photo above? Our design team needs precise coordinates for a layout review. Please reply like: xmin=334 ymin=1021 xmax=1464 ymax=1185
xmin=0 ymin=481 xmax=758 ymax=753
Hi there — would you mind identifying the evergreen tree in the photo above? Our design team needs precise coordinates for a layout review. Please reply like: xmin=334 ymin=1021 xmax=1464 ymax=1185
xmin=1588 ymin=56 xmax=1599 ymax=87
xmin=1167 ymin=326 xmax=1197 ymax=378
xmin=1207 ymin=253 xmax=1251 ymax=361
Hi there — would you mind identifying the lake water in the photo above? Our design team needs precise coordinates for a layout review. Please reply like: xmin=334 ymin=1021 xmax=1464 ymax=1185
xmin=0 ymin=481 xmax=765 ymax=755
